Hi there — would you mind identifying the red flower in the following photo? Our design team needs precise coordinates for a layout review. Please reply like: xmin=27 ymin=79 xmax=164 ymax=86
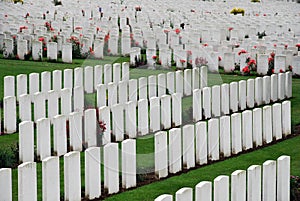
xmin=203 ymin=43 xmax=208 ymax=47
xmin=89 ymin=47 xmax=93 ymax=52
xmin=79 ymin=34 xmax=83 ymax=37
xmin=296 ymin=44 xmax=300 ymax=48
xmin=81 ymin=43 xmax=84 ymax=47
xmin=152 ymin=55 xmax=157 ymax=59
xmin=43 ymin=47 xmax=47 ymax=51
xmin=96 ymin=27 xmax=100 ymax=31
xmin=164 ymin=29 xmax=170 ymax=34
xmin=288 ymin=65 xmax=293 ymax=71
xmin=270 ymin=52 xmax=275 ymax=58
xmin=218 ymin=56 xmax=222 ymax=61
xmin=284 ymin=44 xmax=288 ymax=49
xmin=104 ymin=34 xmax=110 ymax=42
xmin=75 ymin=26 xmax=82 ymax=30
xmin=50 ymin=27 xmax=54 ymax=31
xmin=253 ymin=45 xmax=257 ymax=49
xmin=255 ymin=14 xmax=259 ymax=16
xmin=272 ymin=69 xmax=274 ymax=74
xmin=279 ymin=69 xmax=284 ymax=73
xmin=268 ymin=57 xmax=274 ymax=63
xmin=4 ymin=14 xmax=7 ymax=17
xmin=187 ymin=50 xmax=192 ymax=56
xmin=107 ymin=49 xmax=111 ymax=53
xmin=175 ymin=28 xmax=180 ymax=34
xmin=238 ymin=49 xmax=247 ymax=55
xmin=263 ymin=14 xmax=266 ymax=16
xmin=180 ymin=59 xmax=186 ymax=63
xmin=228 ymin=27 xmax=233 ymax=31
xmin=39 ymin=37 xmax=44 ymax=42
xmin=248 ymin=59 xmax=256 ymax=66
xmin=242 ymin=66 xmax=250 ymax=73
xmin=273 ymin=44 xmax=277 ymax=47
xmin=12 ymin=35 xmax=16 ymax=39
xmin=135 ymin=42 xmax=139 ymax=46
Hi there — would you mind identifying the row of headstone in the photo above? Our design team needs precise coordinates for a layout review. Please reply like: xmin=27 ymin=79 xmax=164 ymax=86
xmin=97 ymin=66 xmax=207 ymax=108
xmin=3 ymin=62 xmax=130 ymax=99
xmin=0 ymin=140 xmax=136 ymax=201
xmin=154 ymin=101 xmax=291 ymax=178
xmin=154 ymin=155 xmax=290 ymax=201
xmin=193 ymin=72 xmax=292 ymax=121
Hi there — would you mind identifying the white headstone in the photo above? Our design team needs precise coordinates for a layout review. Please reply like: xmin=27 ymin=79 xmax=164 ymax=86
xmin=239 ymin=80 xmax=246 ymax=111
xmin=272 ymin=103 xmax=282 ymax=140
xmin=176 ymin=187 xmax=193 ymax=201
xmin=47 ymin=90 xmax=59 ymax=122
xmin=84 ymin=66 xmax=94 ymax=93
xmin=253 ymin=108 xmax=263 ymax=147
xmin=52 ymin=70 xmax=62 ymax=96
xmin=202 ymin=87 xmax=211 ymax=119
xmin=231 ymin=170 xmax=246 ymax=201
xmin=4 ymin=96 xmax=16 ymax=134
xmin=73 ymin=86 xmax=84 ymax=113
xmin=19 ymin=121 xmax=34 ymax=163
xmin=168 ymin=128 xmax=182 ymax=174
xmin=208 ymin=118 xmax=219 ymax=161
xmin=230 ymin=82 xmax=238 ymax=113
xmin=263 ymin=76 xmax=271 ymax=105
xmin=158 ymin=73 xmax=166 ymax=97
xmin=175 ymin=70 xmax=184 ymax=95
xmin=263 ymin=106 xmax=272 ymax=144
xmin=214 ymin=176 xmax=229 ymax=201
xmin=29 ymin=73 xmax=39 ymax=101
xmin=37 ymin=118 xmax=51 ymax=160
xmin=231 ymin=113 xmax=242 ymax=154
xmin=161 ymin=95 xmax=171 ymax=129
xmin=247 ymin=165 xmax=261 ymax=201
xmin=242 ymin=110 xmax=253 ymax=150
xmin=0 ymin=168 xmax=12 ymax=201
xmin=150 ymin=97 xmax=160 ymax=132
xmin=155 ymin=194 xmax=173 ymax=201
xmin=104 ymin=64 xmax=112 ymax=85
xmin=271 ymin=74 xmax=278 ymax=102
xmin=211 ymin=85 xmax=221 ymax=117
xmin=285 ymin=72 xmax=292 ymax=99
xmin=221 ymin=83 xmax=230 ymax=115
xmin=172 ymin=93 xmax=182 ymax=127
xmin=262 ymin=160 xmax=276 ymax=201
xmin=282 ymin=101 xmax=291 ymax=137
xmin=138 ymin=77 xmax=147 ymax=100
xmin=63 ymin=69 xmax=73 ymax=90
xmin=42 ymin=156 xmax=60 ymax=201
xmin=41 ymin=71 xmax=51 ymax=98
xmin=277 ymin=155 xmax=290 ymax=201
xmin=16 ymin=74 xmax=27 ymax=100
xmin=84 ymin=109 xmax=97 ymax=147
xmin=111 ymin=104 xmax=124 ymax=142
xmin=18 ymin=162 xmax=37 ymax=201
xmin=138 ymin=99 xmax=149 ymax=136
xmin=104 ymin=143 xmax=119 ymax=194
xmin=195 ymin=181 xmax=212 ymax=201
xmin=125 ymin=101 xmax=137 ymax=138
xmin=184 ymin=69 xmax=192 ymax=96
xmin=4 ymin=76 xmax=15 ymax=98
xmin=167 ymin=72 xmax=175 ymax=94
xmin=53 ymin=115 xmax=67 ymax=156
xmin=148 ymin=75 xmax=157 ymax=98
xmin=129 ymin=79 xmax=138 ymax=104
xmin=94 ymin=65 xmax=103 ymax=90
xmin=220 ymin=116 xmax=231 ymax=158
xmin=247 ymin=79 xmax=255 ymax=108
xmin=278 ymin=73 xmax=285 ymax=100
xmin=122 ymin=139 xmax=136 ymax=189
xmin=19 ymin=94 xmax=31 ymax=122
xmin=183 ymin=124 xmax=195 ymax=169
xmin=74 ymin=67 xmax=83 ymax=87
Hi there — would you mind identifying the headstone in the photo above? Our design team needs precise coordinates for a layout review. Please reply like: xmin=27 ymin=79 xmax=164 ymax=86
xmin=176 ymin=187 xmax=193 ymax=201
xmin=18 ymin=162 xmax=37 ymax=201
xmin=230 ymin=82 xmax=238 ymax=113
xmin=47 ymin=90 xmax=59 ymax=122
xmin=74 ymin=67 xmax=83 ymax=87
xmin=224 ymin=52 xmax=234 ymax=73
xmin=158 ymin=74 xmax=166 ymax=97
xmin=125 ymin=101 xmax=137 ymax=138
xmin=32 ymin=41 xmax=42 ymax=61
xmin=239 ymin=80 xmax=246 ymax=111
xmin=42 ymin=156 xmax=60 ymax=201
xmin=278 ymin=73 xmax=285 ymax=100
xmin=195 ymin=181 xmax=212 ymax=201
xmin=231 ymin=170 xmax=246 ymax=201
xmin=274 ymin=55 xmax=286 ymax=73
xmin=172 ymin=93 xmax=182 ymax=127
xmin=155 ymin=194 xmax=173 ymax=201
xmin=154 ymin=131 xmax=168 ymax=178
xmin=104 ymin=64 xmax=112 ymax=85
xmin=161 ymin=95 xmax=171 ymax=129
xmin=17 ymin=39 xmax=27 ymax=60
xmin=175 ymin=70 xmax=184 ymax=95
xmin=84 ymin=109 xmax=97 ymax=147
xmin=202 ymin=87 xmax=211 ymax=119
xmin=257 ymin=54 xmax=269 ymax=75
xmin=282 ymin=101 xmax=291 ymax=137
xmin=138 ymin=99 xmax=149 ymax=136
xmin=111 ymin=104 xmax=124 ymax=141
xmin=122 ymin=62 xmax=130 ymax=82
xmin=221 ymin=84 xmax=230 ymax=115
xmin=277 ymin=156 xmax=290 ymax=201
xmin=53 ymin=115 xmax=67 ymax=156
xmin=200 ymin=66 xmax=208 ymax=89
xmin=247 ymin=165 xmax=261 ymax=201
xmin=69 ymin=112 xmax=83 ymax=151
xmin=193 ymin=89 xmax=202 ymax=122
xmin=184 ymin=69 xmax=192 ymax=96
xmin=122 ymin=139 xmax=136 ymax=189
xmin=195 ymin=121 xmax=207 ymax=165
xmin=263 ymin=76 xmax=271 ymax=105
xmin=0 ymin=168 xmax=12 ymax=201
xmin=231 ymin=113 xmax=242 ymax=154
xmin=272 ymin=103 xmax=282 ymax=140
xmin=16 ymin=74 xmax=27 ymax=100
xmin=220 ymin=116 xmax=231 ymax=158
xmin=4 ymin=76 xmax=15 ymax=98
xmin=113 ymin=63 xmax=121 ymax=83
xmin=41 ymin=71 xmax=51 ymax=98
xmin=182 ymin=124 xmax=195 ymax=169
xmin=208 ymin=118 xmax=219 ymax=161
xmin=85 ymin=147 xmax=101 ymax=199
xmin=62 ymin=43 xmax=72 ymax=63
xmin=247 ymin=79 xmax=255 ymax=108
xmin=73 ymin=86 xmax=84 ymax=113
xmin=94 ymin=65 xmax=103 ymax=90
xmin=64 ymin=151 xmax=81 ymax=201
xmin=99 ymin=106 xmax=111 ymax=145
xmin=192 ymin=68 xmax=200 ymax=90
xmin=63 ymin=69 xmax=73 ymax=90
xmin=19 ymin=94 xmax=31 ymax=122
xmin=33 ymin=92 xmax=46 ymax=122
xmin=61 ymin=88 xmax=72 ymax=118
xmin=104 ymin=143 xmax=119 ymax=194
xmin=148 ymin=75 xmax=157 ymax=98
xmin=285 ymin=72 xmax=292 ymax=98
xmin=211 ymin=85 xmax=221 ymax=117
xmin=118 ymin=81 xmax=128 ymax=107
xmin=52 ymin=70 xmax=62 ymax=96
xmin=138 ymin=77 xmax=147 ymax=100
xmin=262 ymin=160 xmax=276 ymax=201
xmin=29 ymin=73 xmax=39 ymax=101
xmin=36 ymin=118 xmax=51 ymax=161
xmin=214 ymin=176 xmax=229 ymax=201
xmin=242 ymin=110 xmax=253 ymax=150
xmin=84 ymin=66 xmax=94 ymax=93
xmin=4 ymin=96 xmax=16 ymax=134
xmin=19 ymin=121 xmax=34 ymax=163
xmin=271 ymin=74 xmax=278 ymax=102
xmin=253 ymin=108 xmax=263 ymax=147
xmin=167 ymin=72 xmax=175 ymax=94
xmin=150 ymin=97 xmax=160 ymax=132
xmin=263 ymin=106 xmax=272 ymax=144
xmin=169 ymin=128 xmax=182 ymax=174
xmin=47 ymin=42 xmax=58 ymax=61
xmin=129 ymin=79 xmax=138 ymax=104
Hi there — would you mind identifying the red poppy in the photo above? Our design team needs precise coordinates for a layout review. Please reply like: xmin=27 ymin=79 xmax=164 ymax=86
xmin=273 ymin=44 xmax=277 ymax=47
xmin=96 ymin=27 xmax=100 ymax=31
xmin=284 ymin=44 xmax=288 ymax=49
xmin=39 ymin=37 xmax=44 ymax=42
xmin=279 ymin=69 xmax=284 ymax=73
xmin=228 ymin=27 xmax=233 ymax=31
xmin=248 ymin=59 xmax=256 ymax=66
xmin=253 ymin=45 xmax=257 ymax=49
xmin=268 ymin=57 xmax=274 ymax=63
xmin=164 ymin=29 xmax=170 ymax=34
xmin=180 ymin=59 xmax=186 ymax=63
xmin=218 ymin=56 xmax=222 ymax=61
xmin=272 ymin=69 xmax=274 ymax=74
xmin=242 ymin=66 xmax=250 ymax=73
xmin=4 ymin=14 xmax=7 ymax=17
xmin=270 ymin=52 xmax=275 ymax=58
xmin=175 ymin=28 xmax=180 ymax=34
xmin=152 ymin=55 xmax=157 ymax=59
xmin=203 ymin=43 xmax=208 ymax=47
xmin=187 ymin=50 xmax=192 ymax=56
xmin=296 ymin=44 xmax=300 ymax=48
xmin=43 ymin=47 xmax=47 ymax=51
xmin=263 ymin=14 xmax=266 ymax=16
xmin=12 ymin=35 xmax=16 ymax=39
xmin=107 ymin=49 xmax=111 ymax=53
xmin=89 ymin=47 xmax=93 ymax=52
xmin=238 ymin=49 xmax=247 ymax=55
xmin=135 ymin=42 xmax=139 ymax=46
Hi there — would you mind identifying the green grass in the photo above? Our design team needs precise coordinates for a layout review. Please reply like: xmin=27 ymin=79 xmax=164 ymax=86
xmin=0 ymin=58 xmax=299 ymax=200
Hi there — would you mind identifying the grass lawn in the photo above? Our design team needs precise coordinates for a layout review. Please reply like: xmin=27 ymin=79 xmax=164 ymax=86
xmin=0 ymin=57 xmax=299 ymax=200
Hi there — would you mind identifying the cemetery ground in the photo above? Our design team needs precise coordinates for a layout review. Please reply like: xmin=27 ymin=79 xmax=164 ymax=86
xmin=0 ymin=57 xmax=299 ymax=200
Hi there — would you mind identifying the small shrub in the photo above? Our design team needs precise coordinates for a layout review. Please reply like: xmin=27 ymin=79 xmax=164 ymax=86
xmin=0 ymin=142 xmax=19 ymax=168
xmin=291 ymin=175 xmax=300 ymax=201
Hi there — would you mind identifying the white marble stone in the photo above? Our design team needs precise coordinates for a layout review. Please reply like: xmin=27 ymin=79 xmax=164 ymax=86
xmin=122 ymin=139 xmax=136 ymax=189
xmin=64 ymin=151 xmax=81 ymax=201
xmin=203 ymin=87 xmax=211 ymax=119
xmin=263 ymin=76 xmax=271 ymax=105
xmin=0 ymin=168 xmax=12 ymax=201
xmin=74 ymin=67 xmax=83 ymax=87
xmin=84 ymin=109 xmax=97 ymax=147
xmin=42 ymin=156 xmax=60 ymax=201
xmin=155 ymin=131 xmax=168 ymax=178
xmin=231 ymin=170 xmax=246 ymax=201
xmin=18 ymin=162 xmax=37 ymax=201
xmin=247 ymin=79 xmax=255 ymax=108
xmin=148 ymin=75 xmax=157 ymax=98
xmin=208 ymin=118 xmax=219 ymax=161
xmin=167 ymin=72 xmax=175 ymax=94
xmin=253 ymin=108 xmax=263 ymax=147
xmin=195 ymin=121 xmax=207 ymax=165
xmin=168 ymin=128 xmax=182 ymax=174
xmin=184 ymin=69 xmax=192 ymax=96
xmin=211 ymin=85 xmax=221 ymax=117
xmin=29 ymin=73 xmax=40 ymax=101
xmin=36 ymin=118 xmax=51 ymax=160
xmin=231 ymin=113 xmax=242 ymax=154
xmin=282 ymin=101 xmax=291 ymax=137
xmin=271 ymin=74 xmax=278 ymax=102
xmin=113 ymin=63 xmax=121 ymax=83
xmin=63 ymin=69 xmax=73 ymax=90
xmin=242 ymin=110 xmax=253 ymax=150
xmin=220 ymin=116 xmax=231 ymax=157
xmin=175 ymin=70 xmax=184 ymax=95
xmin=4 ymin=96 xmax=16 ymax=134
xmin=214 ymin=176 xmax=229 ymax=201
xmin=277 ymin=155 xmax=290 ymax=201
xmin=263 ymin=106 xmax=273 ymax=144
xmin=85 ymin=147 xmax=101 ymax=199
xmin=221 ymin=83 xmax=230 ymax=115
xmin=195 ymin=181 xmax=212 ymax=201
xmin=150 ymin=97 xmax=160 ymax=132
xmin=176 ymin=187 xmax=193 ymax=201
xmin=17 ymin=74 xmax=27 ymax=100
xmin=200 ymin=66 xmax=208 ymax=89
xmin=4 ymin=76 xmax=15 ymax=98
xmin=230 ymin=82 xmax=238 ymax=113
xmin=155 ymin=194 xmax=173 ymax=201
xmin=247 ymin=165 xmax=261 ymax=201
xmin=138 ymin=77 xmax=147 ymax=100
xmin=99 ymin=106 xmax=111 ymax=145
xmin=19 ymin=94 xmax=31 ymax=122
xmin=111 ymin=104 xmax=124 ymax=141
xmin=104 ymin=64 xmax=112 ymax=85
xmin=278 ymin=73 xmax=285 ymax=100
xmin=104 ymin=143 xmax=119 ymax=194
xmin=53 ymin=115 xmax=67 ymax=156
xmin=84 ymin=66 xmax=94 ymax=93
xmin=138 ymin=99 xmax=149 ymax=136
xmin=263 ymin=160 xmax=276 ymax=201
xmin=183 ymin=124 xmax=195 ymax=169
xmin=73 ymin=86 xmax=84 ymax=113
xmin=161 ymin=95 xmax=171 ymax=129
xmin=172 ymin=93 xmax=182 ymax=127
